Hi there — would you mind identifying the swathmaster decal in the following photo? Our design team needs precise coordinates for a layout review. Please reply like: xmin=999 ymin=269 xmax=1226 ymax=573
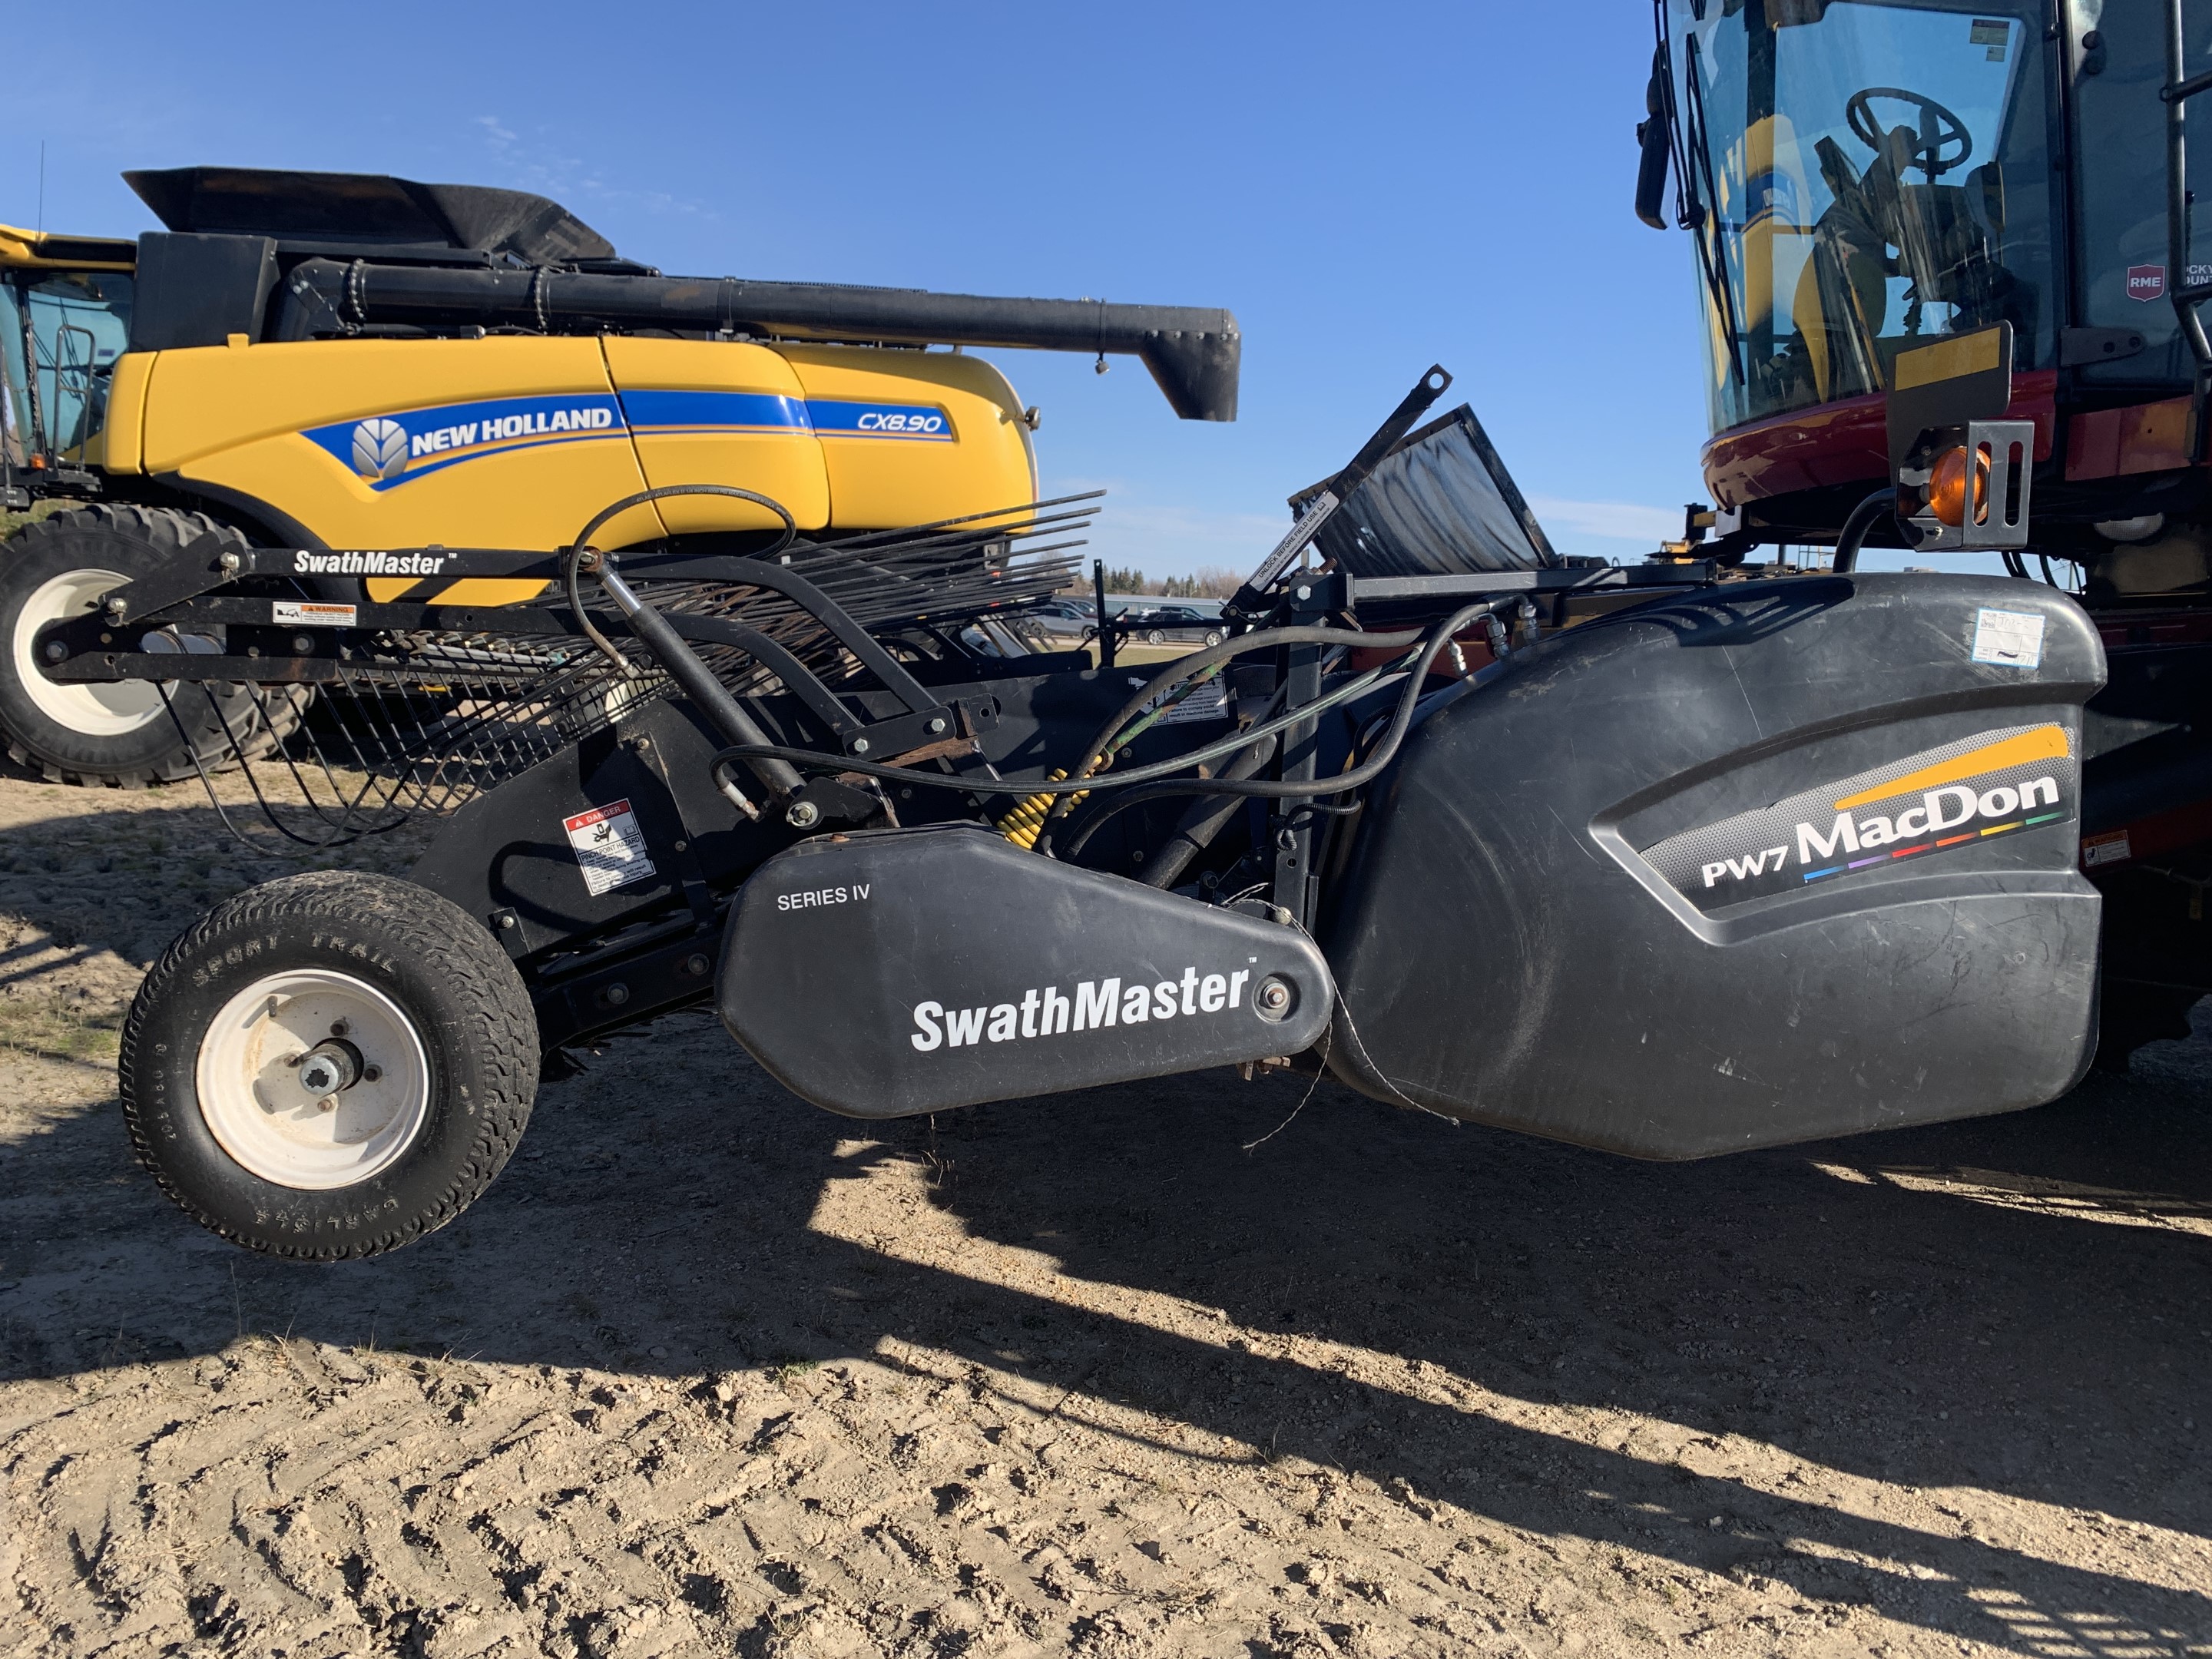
xmin=302 ymin=391 xmax=955 ymax=491
xmin=1637 ymin=723 xmax=2076 ymax=911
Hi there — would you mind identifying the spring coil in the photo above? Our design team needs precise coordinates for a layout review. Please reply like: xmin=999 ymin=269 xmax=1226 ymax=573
xmin=998 ymin=770 xmax=1089 ymax=848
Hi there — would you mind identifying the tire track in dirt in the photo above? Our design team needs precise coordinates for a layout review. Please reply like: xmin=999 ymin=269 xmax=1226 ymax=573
xmin=3 ymin=770 xmax=2210 ymax=1657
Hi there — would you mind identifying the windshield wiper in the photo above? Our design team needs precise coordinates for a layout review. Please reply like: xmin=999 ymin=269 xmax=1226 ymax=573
xmin=1676 ymin=24 xmax=1750 ymax=388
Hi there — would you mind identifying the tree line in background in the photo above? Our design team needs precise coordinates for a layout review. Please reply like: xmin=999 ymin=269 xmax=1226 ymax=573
xmin=1071 ymin=566 xmax=1245 ymax=600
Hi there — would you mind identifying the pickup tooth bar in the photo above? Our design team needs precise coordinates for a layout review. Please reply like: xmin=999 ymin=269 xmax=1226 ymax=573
xmin=102 ymin=492 xmax=1097 ymax=853
xmin=636 ymin=492 xmax=1097 ymax=697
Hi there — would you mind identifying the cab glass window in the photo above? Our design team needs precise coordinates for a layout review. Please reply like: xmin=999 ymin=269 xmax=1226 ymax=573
xmin=0 ymin=281 xmax=27 ymax=466
xmin=18 ymin=271 xmax=134 ymax=460
xmin=1668 ymin=0 xmax=2055 ymax=433
xmin=2068 ymin=0 xmax=2212 ymax=385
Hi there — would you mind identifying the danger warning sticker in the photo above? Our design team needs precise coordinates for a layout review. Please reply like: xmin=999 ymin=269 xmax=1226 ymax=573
xmin=563 ymin=799 xmax=657 ymax=897
xmin=2081 ymin=830 xmax=2132 ymax=868
xmin=272 ymin=601 xmax=357 ymax=628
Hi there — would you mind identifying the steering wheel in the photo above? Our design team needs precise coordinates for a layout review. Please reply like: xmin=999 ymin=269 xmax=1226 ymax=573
xmin=1845 ymin=87 xmax=1972 ymax=177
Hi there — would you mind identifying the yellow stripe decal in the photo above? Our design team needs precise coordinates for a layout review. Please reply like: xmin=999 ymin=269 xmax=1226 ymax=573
xmin=1892 ymin=326 xmax=2005 ymax=391
xmin=1833 ymin=725 xmax=2068 ymax=811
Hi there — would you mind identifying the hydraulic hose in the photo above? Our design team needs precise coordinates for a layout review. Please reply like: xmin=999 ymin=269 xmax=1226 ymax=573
xmin=708 ymin=659 xmax=1406 ymax=802
xmin=563 ymin=482 xmax=798 ymax=674
xmin=597 ymin=565 xmax=805 ymax=800
xmin=1140 ymin=733 xmax=1280 ymax=889
xmin=1068 ymin=622 xmax=1429 ymax=790
xmin=1830 ymin=487 xmax=1897 ymax=574
xmin=566 ymin=483 xmax=806 ymax=800
xmin=1050 ymin=602 xmax=1500 ymax=859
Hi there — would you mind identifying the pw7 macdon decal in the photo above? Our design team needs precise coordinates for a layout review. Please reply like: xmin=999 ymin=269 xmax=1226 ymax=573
xmin=301 ymin=392 xmax=957 ymax=492
xmin=1636 ymin=724 xmax=2076 ymax=912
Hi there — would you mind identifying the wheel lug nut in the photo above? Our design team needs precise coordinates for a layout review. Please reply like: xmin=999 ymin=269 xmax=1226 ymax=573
xmin=362 ymin=1065 xmax=382 ymax=1083
xmin=329 ymin=1020 xmax=349 ymax=1037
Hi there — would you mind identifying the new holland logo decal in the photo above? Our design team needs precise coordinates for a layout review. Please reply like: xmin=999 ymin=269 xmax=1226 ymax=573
xmin=1637 ymin=724 xmax=2076 ymax=912
xmin=302 ymin=391 xmax=955 ymax=491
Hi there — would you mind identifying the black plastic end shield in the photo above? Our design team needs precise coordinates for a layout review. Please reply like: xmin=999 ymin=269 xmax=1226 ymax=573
xmin=719 ymin=827 xmax=1332 ymax=1118
xmin=1323 ymin=574 xmax=2104 ymax=1159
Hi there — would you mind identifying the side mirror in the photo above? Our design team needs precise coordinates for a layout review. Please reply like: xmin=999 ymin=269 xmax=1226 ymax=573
xmin=1635 ymin=46 xmax=1674 ymax=230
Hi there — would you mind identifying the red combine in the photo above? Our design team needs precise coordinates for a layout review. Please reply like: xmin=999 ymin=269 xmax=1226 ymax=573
xmin=1637 ymin=0 xmax=2212 ymax=1060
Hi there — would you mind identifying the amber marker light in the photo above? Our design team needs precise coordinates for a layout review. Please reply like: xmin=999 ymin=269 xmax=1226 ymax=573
xmin=1928 ymin=445 xmax=1990 ymax=527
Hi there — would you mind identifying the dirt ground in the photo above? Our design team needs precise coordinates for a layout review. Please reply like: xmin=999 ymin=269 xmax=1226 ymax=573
xmin=3 ymin=763 xmax=2210 ymax=1659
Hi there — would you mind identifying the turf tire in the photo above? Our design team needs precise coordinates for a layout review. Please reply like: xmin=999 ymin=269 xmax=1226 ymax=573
xmin=120 ymin=872 xmax=540 ymax=1260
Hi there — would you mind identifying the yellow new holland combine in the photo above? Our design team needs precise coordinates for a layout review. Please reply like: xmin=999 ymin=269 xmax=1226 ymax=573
xmin=0 ymin=166 xmax=1237 ymax=783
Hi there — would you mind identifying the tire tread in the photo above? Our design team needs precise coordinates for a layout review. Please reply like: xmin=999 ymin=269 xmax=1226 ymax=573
xmin=4 ymin=505 xmax=310 ymax=787
xmin=118 ymin=872 xmax=538 ymax=1260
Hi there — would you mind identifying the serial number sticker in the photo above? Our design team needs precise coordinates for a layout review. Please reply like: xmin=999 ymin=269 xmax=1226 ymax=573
xmin=272 ymin=601 xmax=357 ymax=628
xmin=1154 ymin=678 xmax=1230 ymax=726
xmin=563 ymin=798 xmax=656 ymax=897
xmin=2082 ymin=830 xmax=2133 ymax=868
xmin=1971 ymin=607 xmax=2046 ymax=669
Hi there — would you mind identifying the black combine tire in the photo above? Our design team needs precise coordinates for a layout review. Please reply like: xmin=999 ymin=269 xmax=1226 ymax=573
xmin=0 ymin=505 xmax=309 ymax=786
xmin=119 ymin=872 xmax=540 ymax=1260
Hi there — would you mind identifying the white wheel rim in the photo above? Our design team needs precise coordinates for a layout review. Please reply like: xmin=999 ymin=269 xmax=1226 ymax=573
xmin=195 ymin=970 xmax=432 ymax=1190
xmin=12 ymin=568 xmax=172 ymax=736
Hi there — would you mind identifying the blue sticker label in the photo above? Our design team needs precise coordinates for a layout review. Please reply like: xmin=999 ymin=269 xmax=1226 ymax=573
xmin=619 ymin=392 xmax=952 ymax=439
xmin=302 ymin=391 xmax=954 ymax=489
xmin=618 ymin=389 xmax=810 ymax=434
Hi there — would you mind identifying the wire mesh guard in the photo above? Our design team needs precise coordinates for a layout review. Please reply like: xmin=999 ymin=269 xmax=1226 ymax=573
xmin=167 ymin=495 xmax=1096 ymax=850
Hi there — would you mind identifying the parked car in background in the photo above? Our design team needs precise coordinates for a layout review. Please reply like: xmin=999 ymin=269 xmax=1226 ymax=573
xmin=1124 ymin=604 xmax=1226 ymax=646
xmin=1018 ymin=598 xmax=1098 ymax=642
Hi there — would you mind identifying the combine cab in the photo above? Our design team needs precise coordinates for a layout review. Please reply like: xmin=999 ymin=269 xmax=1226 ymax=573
xmin=1637 ymin=0 xmax=2212 ymax=1059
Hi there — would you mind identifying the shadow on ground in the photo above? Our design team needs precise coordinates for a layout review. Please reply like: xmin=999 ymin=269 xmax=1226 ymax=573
xmin=5 ymin=988 xmax=2210 ymax=1654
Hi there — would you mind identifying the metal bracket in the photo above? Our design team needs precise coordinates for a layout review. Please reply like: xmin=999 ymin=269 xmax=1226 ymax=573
xmin=1900 ymin=419 xmax=2035 ymax=551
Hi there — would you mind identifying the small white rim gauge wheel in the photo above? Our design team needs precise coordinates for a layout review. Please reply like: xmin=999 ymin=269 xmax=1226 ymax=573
xmin=194 ymin=969 xmax=432 ymax=1190
xmin=1147 ymin=628 xmax=1166 ymax=644
xmin=13 ymin=567 xmax=167 ymax=736
xmin=121 ymin=871 xmax=539 ymax=1259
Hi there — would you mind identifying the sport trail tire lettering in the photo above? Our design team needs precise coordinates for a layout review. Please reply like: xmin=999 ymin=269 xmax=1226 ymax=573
xmin=119 ymin=871 xmax=539 ymax=1260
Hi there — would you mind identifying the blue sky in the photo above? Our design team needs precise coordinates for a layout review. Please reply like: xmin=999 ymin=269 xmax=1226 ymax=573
xmin=6 ymin=2 xmax=1717 ymax=576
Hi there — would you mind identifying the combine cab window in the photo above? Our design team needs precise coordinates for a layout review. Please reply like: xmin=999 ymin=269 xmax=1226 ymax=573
xmin=1667 ymin=0 xmax=2055 ymax=434
xmin=2070 ymin=0 xmax=2212 ymax=386
xmin=3 ymin=271 xmax=133 ymax=462
xmin=0 ymin=283 xmax=25 ymax=467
